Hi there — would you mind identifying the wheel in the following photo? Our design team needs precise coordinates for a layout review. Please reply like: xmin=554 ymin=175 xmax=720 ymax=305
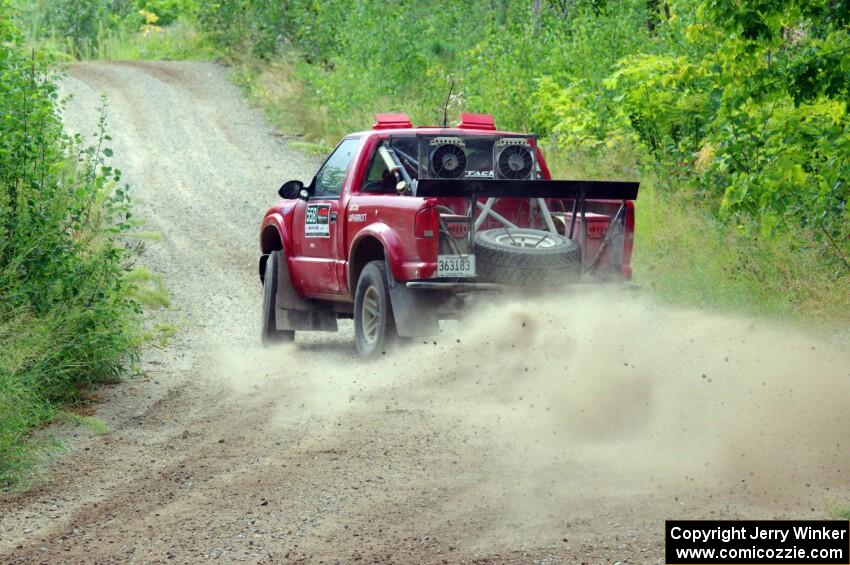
xmin=261 ymin=251 xmax=295 ymax=346
xmin=354 ymin=260 xmax=398 ymax=357
xmin=473 ymin=227 xmax=581 ymax=287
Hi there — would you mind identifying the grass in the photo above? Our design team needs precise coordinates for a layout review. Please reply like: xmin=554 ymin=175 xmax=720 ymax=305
xmin=0 ymin=264 xmax=166 ymax=486
xmin=0 ymin=437 xmax=63 ymax=493
xmin=58 ymin=412 xmax=109 ymax=435
xmin=633 ymin=183 xmax=850 ymax=328
xmin=0 ymin=311 xmax=59 ymax=486
xmin=0 ymin=304 xmax=128 ymax=486
xmin=288 ymin=140 xmax=333 ymax=157
xmin=125 ymin=267 xmax=170 ymax=309
xmin=1 ymin=273 xmax=152 ymax=486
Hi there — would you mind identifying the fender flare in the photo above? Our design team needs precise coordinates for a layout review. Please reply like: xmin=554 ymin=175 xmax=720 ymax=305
xmin=347 ymin=223 xmax=406 ymax=290
xmin=260 ymin=212 xmax=295 ymax=258
xmin=259 ymin=211 xmax=297 ymax=283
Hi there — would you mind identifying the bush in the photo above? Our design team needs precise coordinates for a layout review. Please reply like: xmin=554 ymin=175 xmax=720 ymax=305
xmin=0 ymin=4 xmax=140 ymax=485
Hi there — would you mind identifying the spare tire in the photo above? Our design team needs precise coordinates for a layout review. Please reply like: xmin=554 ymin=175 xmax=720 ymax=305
xmin=473 ymin=228 xmax=581 ymax=287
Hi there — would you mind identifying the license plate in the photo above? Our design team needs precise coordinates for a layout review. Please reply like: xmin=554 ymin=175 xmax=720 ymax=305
xmin=437 ymin=254 xmax=476 ymax=278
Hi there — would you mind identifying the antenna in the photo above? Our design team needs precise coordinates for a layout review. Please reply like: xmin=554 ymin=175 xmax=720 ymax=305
xmin=442 ymin=80 xmax=454 ymax=128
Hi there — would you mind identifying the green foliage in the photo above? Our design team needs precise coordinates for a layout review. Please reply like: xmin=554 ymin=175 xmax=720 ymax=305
xmin=548 ymin=146 xmax=850 ymax=323
xmin=14 ymin=0 xmax=205 ymax=60
xmin=0 ymin=4 xmax=140 ymax=485
xmin=533 ymin=76 xmax=634 ymax=150
xmin=135 ymin=0 xmax=194 ymax=27
xmin=17 ymin=0 xmax=129 ymax=58
xmin=95 ymin=19 xmax=215 ymax=61
xmin=588 ymin=3 xmax=850 ymax=251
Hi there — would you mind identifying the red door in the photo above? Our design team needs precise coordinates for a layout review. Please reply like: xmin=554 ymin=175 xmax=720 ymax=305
xmin=290 ymin=198 xmax=340 ymax=294
xmin=288 ymin=137 xmax=361 ymax=295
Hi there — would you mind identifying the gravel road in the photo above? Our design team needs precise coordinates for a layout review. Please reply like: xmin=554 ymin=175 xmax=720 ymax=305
xmin=1 ymin=61 xmax=849 ymax=564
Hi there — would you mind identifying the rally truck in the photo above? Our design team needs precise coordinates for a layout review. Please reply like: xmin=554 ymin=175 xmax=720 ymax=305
xmin=259 ymin=113 xmax=639 ymax=356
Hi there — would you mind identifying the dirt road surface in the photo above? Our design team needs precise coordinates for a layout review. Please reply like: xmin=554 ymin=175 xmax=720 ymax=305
xmin=2 ymin=61 xmax=849 ymax=564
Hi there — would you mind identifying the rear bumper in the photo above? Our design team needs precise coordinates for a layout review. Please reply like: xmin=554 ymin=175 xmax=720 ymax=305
xmin=405 ymin=280 xmax=641 ymax=292
xmin=405 ymin=281 xmax=504 ymax=291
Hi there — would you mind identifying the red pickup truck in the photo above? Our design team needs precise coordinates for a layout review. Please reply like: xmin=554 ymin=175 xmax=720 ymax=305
xmin=259 ymin=113 xmax=639 ymax=356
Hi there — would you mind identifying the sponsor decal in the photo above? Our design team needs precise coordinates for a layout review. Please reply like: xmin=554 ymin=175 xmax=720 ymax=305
xmin=305 ymin=203 xmax=331 ymax=238
xmin=465 ymin=170 xmax=493 ymax=177
xmin=349 ymin=202 xmax=360 ymax=211
xmin=349 ymin=213 xmax=368 ymax=223
xmin=447 ymin=222 xmax=468 ymax=237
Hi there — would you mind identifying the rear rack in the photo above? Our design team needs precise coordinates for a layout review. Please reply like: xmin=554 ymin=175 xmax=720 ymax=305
xmin=376 ymin=134 xmax=639 ymax=277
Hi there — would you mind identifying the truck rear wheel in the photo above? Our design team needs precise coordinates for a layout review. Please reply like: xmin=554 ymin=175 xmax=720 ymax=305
xmin=354 ymin=260 xmax=398 ymax=357
xmin=473 ymin=228 xmax=581 ymax=287
xmin=261 ymin=251 xmax=295 ymax=346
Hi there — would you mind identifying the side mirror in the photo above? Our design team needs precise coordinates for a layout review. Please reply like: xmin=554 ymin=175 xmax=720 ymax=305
xmin=278 ymin=180 xmax=304 ymax=199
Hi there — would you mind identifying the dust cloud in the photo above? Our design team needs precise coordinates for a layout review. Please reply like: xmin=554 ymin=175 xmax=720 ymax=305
xmin=212 ymin=290 xmax=850 ymax=518
xmin=409 ymin=292 xmax=850 ymax=499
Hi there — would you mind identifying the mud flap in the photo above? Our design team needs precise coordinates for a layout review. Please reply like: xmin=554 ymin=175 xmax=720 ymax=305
xmin=384 ymin=259 xmax=439 ymax=338
xmin=274 ymin=251 xmax=338 ymax=332
xmin=260 ymin=254 xmax=269 ymax=283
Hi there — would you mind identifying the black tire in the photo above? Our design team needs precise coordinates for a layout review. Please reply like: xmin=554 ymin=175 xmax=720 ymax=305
xmin=261 ymin=251 xmax=295 ymax=346
xmin=473 ymin=228 xmax=581 ymax=287
xmin=354 ymin=260 xmax=398 ymax=357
